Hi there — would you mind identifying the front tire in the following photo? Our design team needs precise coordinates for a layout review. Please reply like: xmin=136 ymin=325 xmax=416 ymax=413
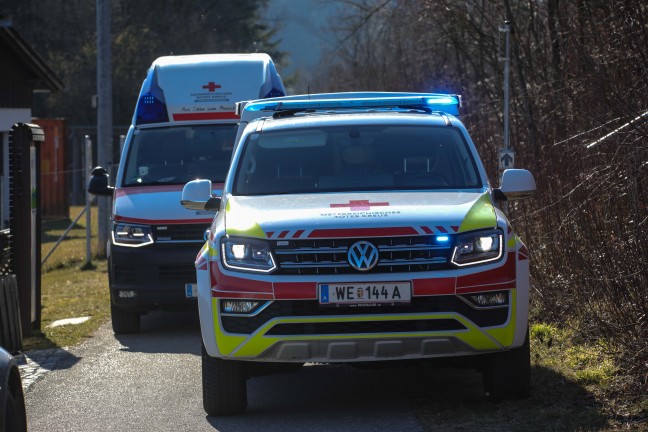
xmin=202 ymin=344 xmax=247 ymax=416
xmin=482 ymin=330 xmax=531 ymax=401
xmin=110 ymin=302 xmax=141 ymax=334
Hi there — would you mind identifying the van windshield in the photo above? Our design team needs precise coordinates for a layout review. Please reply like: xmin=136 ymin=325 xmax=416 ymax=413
xmin=122 ymin=124 xmax=237 ymax=186
xmin=233 ymin=124 xmax=482 ymax=195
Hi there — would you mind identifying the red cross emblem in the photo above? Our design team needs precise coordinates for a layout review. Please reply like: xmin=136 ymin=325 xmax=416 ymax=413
xmin=202 ymin=82 xmax=221 ymax=92
xmin=330 ymin=200 xmax=390 ymax=211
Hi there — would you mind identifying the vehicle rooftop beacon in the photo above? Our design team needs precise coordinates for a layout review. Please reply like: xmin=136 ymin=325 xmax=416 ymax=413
xmin=88 ymin=53 xmax=286 ymax=335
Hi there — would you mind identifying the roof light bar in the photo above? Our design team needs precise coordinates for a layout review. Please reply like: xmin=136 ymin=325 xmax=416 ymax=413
xmin=243 ymin=93 xmax=461 ymax=116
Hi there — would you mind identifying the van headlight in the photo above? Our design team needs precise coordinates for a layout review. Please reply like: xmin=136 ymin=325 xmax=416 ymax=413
xmin=112 ymin=222 xmax=154 ymax=247
xmin=451 ymin=229 xmax=503 ymax=267
xmin=221 ymin=237 xmax=276 ymax=273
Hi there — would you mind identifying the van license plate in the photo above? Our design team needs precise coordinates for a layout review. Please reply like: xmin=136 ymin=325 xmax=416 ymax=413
xmin=319 ymin=282 xmax=411 ymax=305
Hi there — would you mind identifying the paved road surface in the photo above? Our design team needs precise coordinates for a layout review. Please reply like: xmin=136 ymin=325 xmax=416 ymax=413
xmin=23 ymin=310 xmax=457 ymax=432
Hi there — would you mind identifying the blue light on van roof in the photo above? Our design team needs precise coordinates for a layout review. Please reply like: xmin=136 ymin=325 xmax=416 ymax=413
xmin=135 ymin=69 xmax=169 ymax=125
xmin=264 ymin=88 xmax=285 ymax=98
xmin=136 ymin=91 xmax=169 ymax=125
xmin=244 ymin=93 xmax=461 ymax=116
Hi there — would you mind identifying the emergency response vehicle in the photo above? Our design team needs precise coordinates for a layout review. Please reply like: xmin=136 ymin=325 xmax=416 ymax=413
xmin=180 ymin=93 xmax=537 ymax=415
xmin=88 ymin=53 xmax=286 ymax=334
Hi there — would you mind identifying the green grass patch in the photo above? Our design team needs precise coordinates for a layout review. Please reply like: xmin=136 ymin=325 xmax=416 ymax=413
xmin=23 ymin=206 xmax=110 ymax=351
xmin=531 ymin=323 xmax=617 ymax=388
xmin=415 ymin=323 xmax=643 ymax=431
xmin=41 ymin=205 xmax=104 ymax=272
xmin=23 ymin=259 xmax=110 ymax=351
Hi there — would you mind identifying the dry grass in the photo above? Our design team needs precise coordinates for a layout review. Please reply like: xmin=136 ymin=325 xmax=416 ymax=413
xmin=41 ymin=205 xmax=104 ymax=272
xmin=23 ymin=205 xmax=110 ymax=350
xmin=415 ymin=324 xmax=646 ymax=431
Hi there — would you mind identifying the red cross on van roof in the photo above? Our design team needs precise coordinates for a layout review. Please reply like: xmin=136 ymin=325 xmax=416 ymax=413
xmin=202 ymin=82 xmax=221 ymax=92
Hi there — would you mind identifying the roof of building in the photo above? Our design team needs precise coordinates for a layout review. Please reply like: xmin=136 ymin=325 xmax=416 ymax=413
xmin=0 ymin=17 xmax=64 ymax=93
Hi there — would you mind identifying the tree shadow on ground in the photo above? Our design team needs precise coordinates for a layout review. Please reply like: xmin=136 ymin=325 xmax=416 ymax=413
xmin=414 ymin=364 xmax=611 ymax=432
xmin=41 ymin=217 xmax=85 ymax=243
xmin=204 ymin=361 xmax=611 ymax=432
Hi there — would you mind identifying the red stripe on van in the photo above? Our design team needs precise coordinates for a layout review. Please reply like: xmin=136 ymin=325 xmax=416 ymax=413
xmin=114 ymin=183 xmax=224 ymax=197
xmin=113 ymin=215 xmax=213 ymax=224
xmin=172 ymin=112 xmax=240 ymax=121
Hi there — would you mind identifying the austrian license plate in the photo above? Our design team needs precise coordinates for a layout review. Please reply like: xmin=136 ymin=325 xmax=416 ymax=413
xmin=185 ymin=283 xmax=198 ymax=298
xmin=319 ymin=282 xmax=411 ymax=306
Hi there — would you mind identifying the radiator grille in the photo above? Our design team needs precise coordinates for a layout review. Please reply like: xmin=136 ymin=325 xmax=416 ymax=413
xmin=272 ymin=235 xmax=453 ymax=275
xmin=153 ymin=223 xmax=210 ymax=243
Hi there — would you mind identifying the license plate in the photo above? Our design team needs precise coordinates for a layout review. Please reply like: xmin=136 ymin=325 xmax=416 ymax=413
xmin=319 ymin=282 xmax=411 ymax=306
xmin=185 ymin=283 xmax=198 ymax=298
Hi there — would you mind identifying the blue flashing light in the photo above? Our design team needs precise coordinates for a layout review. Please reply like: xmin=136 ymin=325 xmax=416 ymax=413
xmin=135 ymin=70 xmax=169 ymax=125
xmin=264 ymin=88 xmax=285 ymax=98
xmin=436 ymin=235 xmax=450 ymax=243
xmin=426 ymin=96 xmax=457 ymax=105
xmin=244 ymin=93 xmax=461 ymax=116
xmin=136 ymin=91 xmax=169 ymax=125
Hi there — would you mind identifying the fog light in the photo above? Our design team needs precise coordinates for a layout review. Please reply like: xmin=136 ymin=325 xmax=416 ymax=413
xmin=469 ymin=292 xmax=507 ymax=306
xmin=222 ymin=300 xmax=260 ymax=314
xmin=118 ymin=290 xmax=137 ymax=298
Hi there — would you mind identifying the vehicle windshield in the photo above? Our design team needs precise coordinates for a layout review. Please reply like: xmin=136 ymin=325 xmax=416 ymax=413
xmin=233 ymin=124 xmax=482 ymax=195
xmin=122 ymin=124 xmax=237 ymax=186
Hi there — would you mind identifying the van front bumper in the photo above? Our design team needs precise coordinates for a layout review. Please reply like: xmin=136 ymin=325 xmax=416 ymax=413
xmin=109 ymin=243 xmax=200 ymax=312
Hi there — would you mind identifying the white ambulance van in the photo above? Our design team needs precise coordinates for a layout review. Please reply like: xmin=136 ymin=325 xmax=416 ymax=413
xmin=88 ymin=53 xmax=286 ymax=334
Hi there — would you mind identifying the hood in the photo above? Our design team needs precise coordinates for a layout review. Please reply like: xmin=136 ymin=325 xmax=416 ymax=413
xmin=224 ymin=191 xmax=496 ymax=240
xmin=113 ymin=185 xmax=219 ymax=224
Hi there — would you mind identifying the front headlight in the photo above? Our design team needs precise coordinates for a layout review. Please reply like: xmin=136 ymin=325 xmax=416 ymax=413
xmin=112 ymin=222 xmax=154 ymax=247
xmin=221 ymin=237 xmax=276 ymax=273
xmin=451 ymin=229 xmax=503 ymax=267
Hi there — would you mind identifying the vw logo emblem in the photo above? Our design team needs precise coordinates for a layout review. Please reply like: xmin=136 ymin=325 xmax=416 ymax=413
xmin=347 ymin=241 xmax=379 ymax=271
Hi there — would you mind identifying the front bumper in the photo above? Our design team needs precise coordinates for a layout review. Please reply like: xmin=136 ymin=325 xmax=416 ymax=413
xmin=109 ymin=243 xmax=200 ymax=311
xmin=209 ymin=292 xmax=517 ymax=363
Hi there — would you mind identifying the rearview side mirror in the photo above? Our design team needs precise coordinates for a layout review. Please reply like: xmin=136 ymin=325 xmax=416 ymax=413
xmin=181 ymin=179 xmax=221 ymax=211
xmin=494 ymin=169 xmax=536 ymax=201
xmin=87 ymin=166 xmax=114 ymax=196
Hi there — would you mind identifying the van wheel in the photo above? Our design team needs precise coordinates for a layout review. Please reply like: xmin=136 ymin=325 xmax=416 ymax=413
xmin=202 ymin=343 xmax=247 ymax=416
xmin=111 ymin=303 xmax=141 ymax=334
xmin=482 ymin=330 xmax=531 ymax=401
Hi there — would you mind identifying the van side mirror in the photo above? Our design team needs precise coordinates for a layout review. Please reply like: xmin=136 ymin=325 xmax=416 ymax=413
xmin=181 ymin=179 xmax=221 ymax=211
xmin=87 ymin=166 xmax=115 ymax=196
xmin=494 ymin=169 xmax=536 ymax=201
